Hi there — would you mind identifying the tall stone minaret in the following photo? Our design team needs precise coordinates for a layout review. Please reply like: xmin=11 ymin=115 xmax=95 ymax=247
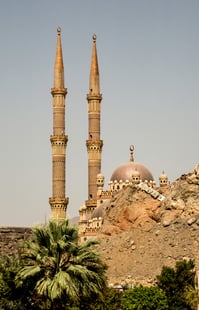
xmin=49 ymin=28 xmax=69 ymax=221
xmin=86 ymin=35 xmax=103 ymax=220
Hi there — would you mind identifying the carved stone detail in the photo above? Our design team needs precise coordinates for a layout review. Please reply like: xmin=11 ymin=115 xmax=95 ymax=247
xmin=86 ymin=140 xmax=103 ymax=152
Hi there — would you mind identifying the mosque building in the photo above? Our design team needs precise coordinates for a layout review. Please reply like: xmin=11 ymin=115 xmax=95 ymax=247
xmin=49 ymin=28 xmax=169 ymax=236
xmin=78 ymin=33 xmax=169 ymax=241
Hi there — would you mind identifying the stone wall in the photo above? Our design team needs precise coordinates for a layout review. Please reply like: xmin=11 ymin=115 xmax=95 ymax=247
xmin=0 ymin=227 xmax=32 ymax=257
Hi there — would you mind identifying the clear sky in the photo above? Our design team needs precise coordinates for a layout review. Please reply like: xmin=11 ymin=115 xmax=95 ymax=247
xmin=0 ymin=0 xmax=199 ymax=227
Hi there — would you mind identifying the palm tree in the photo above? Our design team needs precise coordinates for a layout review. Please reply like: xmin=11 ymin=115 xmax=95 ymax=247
xmin=16 ymin=220 xmax=107 ymax=309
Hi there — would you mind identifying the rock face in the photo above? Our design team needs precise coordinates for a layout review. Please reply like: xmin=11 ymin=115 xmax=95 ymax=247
xmin=0 ymin=218 xmax=78 ymax=258
xmin=95 ymin=169 xmax=199 ymax=286
xmin=0 ymin=227 xmax=32 ymax=257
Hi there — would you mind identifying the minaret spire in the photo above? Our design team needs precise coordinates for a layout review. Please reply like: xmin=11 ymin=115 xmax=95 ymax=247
xmin=53 ymin=27 xmax=65 ymax=89
xmin=86 ymin=34 xmax=103 ymax=220
xmin=49 ymin=28 xmax=69 ymax=221
xmin=89 ymin=34 xmax=100 ymax=94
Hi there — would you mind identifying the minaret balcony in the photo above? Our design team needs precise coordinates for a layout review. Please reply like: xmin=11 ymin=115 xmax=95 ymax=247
xmin=50 ymin=135 xmax=68 ymax=145
xmin=86 ymin=140 xmax=103 ymax=152
xmin=51 ymin=87 xmax=67 ymax=96
xmin=49 ymin=197 xmax=69 ymax=207
xmin=87 ymin=93 xmax=102 ymax=101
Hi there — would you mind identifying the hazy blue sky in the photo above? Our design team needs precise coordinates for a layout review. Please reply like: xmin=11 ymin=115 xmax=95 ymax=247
xmin=0 ymin=1 xmax=199 ymax=226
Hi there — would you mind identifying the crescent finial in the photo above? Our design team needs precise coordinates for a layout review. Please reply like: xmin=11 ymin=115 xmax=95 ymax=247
xmin=57 ymin=27 xmax=61 ymax=35
xmin=130 ymin=145 xmax=134 ymax=162
xmin=92 ymin=34 xmax=97 ymax=42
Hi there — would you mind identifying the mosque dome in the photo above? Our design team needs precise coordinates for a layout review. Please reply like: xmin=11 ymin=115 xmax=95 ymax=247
xmin=92 ymin=200 xmax=110 ymax=219
xmin=110 ymin=145 xmax=153 ymax=182
xmin=111 ymin=162 xmax=153 ymax=182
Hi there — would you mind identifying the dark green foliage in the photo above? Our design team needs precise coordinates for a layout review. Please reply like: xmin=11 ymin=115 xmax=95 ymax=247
xmin=156 ymin=259 xmax=197 ymax=310
xmin=121 ymin=285 xmax=168 ymax=309
xmin=16 ymin=220 xmax=107 ymax=309
xmin=102 ymin=287 xmax=123 ymax=310
xmin=0 ymin=255 xmax=40 ymax=309
xmin=1 ymin=226 xmax=198 ymax=310
xmin=0 ymin=255 xmax=25 ymax=309
xmin=77 ymin=287 xmax=122 ymax=310
xmin=0 ymin=220 xmax=107 ymax=309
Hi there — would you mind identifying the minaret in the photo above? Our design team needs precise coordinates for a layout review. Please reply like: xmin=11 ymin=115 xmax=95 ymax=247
xmin=49 ymin=28 xmax=69 ymax=221
xmin=86 ymin=35 xmax=103 ymax=220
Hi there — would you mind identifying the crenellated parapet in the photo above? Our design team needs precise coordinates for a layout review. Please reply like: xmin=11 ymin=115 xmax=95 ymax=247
xmin=99 ymin=190 xmax=113 ymax=200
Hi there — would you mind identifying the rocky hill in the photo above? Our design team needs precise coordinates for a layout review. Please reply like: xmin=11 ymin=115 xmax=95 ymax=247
xmin=95 ymin=165 xmax=199 ymax=287
xmin=1 ymin=166 xmax=199 ymax=288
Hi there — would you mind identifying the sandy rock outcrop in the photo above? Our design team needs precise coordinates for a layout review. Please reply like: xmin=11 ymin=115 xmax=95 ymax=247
xmin=96 ymin=168 xmax=199 ymax=285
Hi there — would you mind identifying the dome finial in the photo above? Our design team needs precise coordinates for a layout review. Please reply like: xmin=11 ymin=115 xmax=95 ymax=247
xmin=129 ymin=145 xmax=134 ymax=162
xmin=92 ymin=34 xmax=97 ymax=42
xmin=57 ymin=27 xmax=61 ymax=35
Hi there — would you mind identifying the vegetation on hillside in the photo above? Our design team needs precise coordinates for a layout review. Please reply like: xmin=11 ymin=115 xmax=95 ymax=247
xmin=156 ymin=259 xmax=197 ymax=310
xmin=0 ymin=220 xmax=198 ymax=309
xmin=121 ymin=286 xmax=169 ymax=310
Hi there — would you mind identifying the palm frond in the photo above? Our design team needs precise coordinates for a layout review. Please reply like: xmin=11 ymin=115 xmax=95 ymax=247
xmin=17 ymin=265 xmax=41 ymax=280
xmin=51 ymin=270 xmax=78 ymax=301
xmin=16 ymin=220 xmax=107 ymax=305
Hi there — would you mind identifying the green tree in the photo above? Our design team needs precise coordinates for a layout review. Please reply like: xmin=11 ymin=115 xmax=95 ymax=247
xmin=0 ymin=254 xmax=51 ymax=309
xmin=156 ymin=259 xmax=196 ymax=310
xmin=120 ymin=285 xmax=168 ymax=310
xmin=184 ymin=285 xmax=199 ymax=310
xmin=78 ymin=286 xmax=122 ymax=310
xmin=0 ymin=255 xmax=31 ymax=309
xmin=0 ymin=255 xmax=21 ymax=309
xmin=16 ymin=220 xmax=107 ymax=309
